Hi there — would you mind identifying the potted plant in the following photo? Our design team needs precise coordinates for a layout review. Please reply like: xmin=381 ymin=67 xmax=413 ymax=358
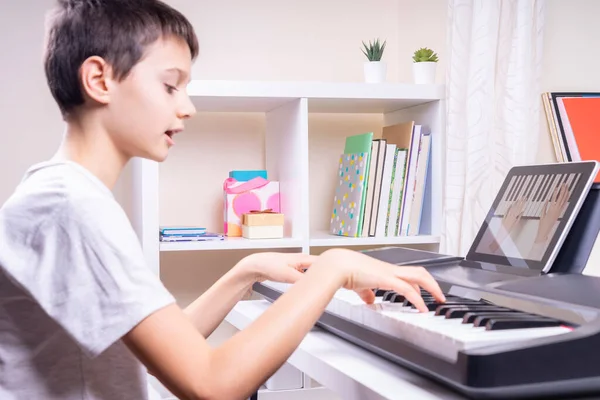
xmin=412 ymin=47 xmax=438 ymax=84
xmin=361 ymin=38 xmax=387 ymax=83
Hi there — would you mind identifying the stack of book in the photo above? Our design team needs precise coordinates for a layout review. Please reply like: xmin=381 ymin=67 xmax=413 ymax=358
xmin=159 ymin=227 xmax=224 ymax=242
xmin=542 ymin=92 xmax=600 ymax=182
xmin=329 ymin=121 xmax=432 ymax=238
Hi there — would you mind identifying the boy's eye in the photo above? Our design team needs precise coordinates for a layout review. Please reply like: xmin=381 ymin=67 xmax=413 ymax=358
xmin=164 ymin=84 xmax=178 ymax=94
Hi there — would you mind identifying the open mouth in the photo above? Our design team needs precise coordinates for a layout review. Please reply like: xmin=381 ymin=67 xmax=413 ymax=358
xmin=164 ymin=129 xmax=182 ymax=145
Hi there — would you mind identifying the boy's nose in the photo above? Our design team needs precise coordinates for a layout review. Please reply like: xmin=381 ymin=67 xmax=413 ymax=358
xmin=178 ymin=95 xmax=197 ymax=119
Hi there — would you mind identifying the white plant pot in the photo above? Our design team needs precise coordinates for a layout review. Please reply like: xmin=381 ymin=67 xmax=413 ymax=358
xmin=364 ymin=61 xmax=387 ymax=83
xmin=412 ymin=61 xmax=437 ymax=84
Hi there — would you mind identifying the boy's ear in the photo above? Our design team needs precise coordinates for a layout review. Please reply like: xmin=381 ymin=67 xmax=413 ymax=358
xmin=79 ymin=56 xmax=112 ymax=106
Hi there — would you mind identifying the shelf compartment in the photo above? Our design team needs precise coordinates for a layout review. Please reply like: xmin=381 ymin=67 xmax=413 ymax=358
xmin=309 ymin=230 xmax=440 ymax=247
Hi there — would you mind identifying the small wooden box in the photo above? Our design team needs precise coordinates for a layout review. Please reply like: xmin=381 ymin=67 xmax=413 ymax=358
xmin=242 ymin=210 xmax=284 ymax=239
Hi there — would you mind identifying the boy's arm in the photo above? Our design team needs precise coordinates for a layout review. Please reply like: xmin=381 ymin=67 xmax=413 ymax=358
xmin=182 ymin=258 xmax=254 ymax=338
xmin=123 ymin=249 xmax=443 ymax=400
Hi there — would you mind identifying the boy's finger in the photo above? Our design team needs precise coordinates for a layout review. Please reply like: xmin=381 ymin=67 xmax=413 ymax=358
xmin=396 ymin=267 xmax=445 ymax=303
xmin=292 ymin=254 xmax=318 ymax=269
xmin=382 ymin=279 xmax=427 ymax=312
xmin=411 ymin=283 xmax=420 ymax=294
xmin=279 ymin=268 xmax=304 ymax=283
xmin=356 ymin=288 xmax=375 ymax=304
xmin=398 ymin=284 xmax=427 ymax=313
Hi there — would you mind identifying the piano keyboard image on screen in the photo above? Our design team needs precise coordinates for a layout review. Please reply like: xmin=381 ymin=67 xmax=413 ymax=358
xmin=495 ymin=172 xmax=581 ymax=219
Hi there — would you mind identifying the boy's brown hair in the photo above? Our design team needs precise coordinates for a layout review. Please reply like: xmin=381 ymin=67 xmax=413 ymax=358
xmin=44 ymin=0 xmax=199 ymax=117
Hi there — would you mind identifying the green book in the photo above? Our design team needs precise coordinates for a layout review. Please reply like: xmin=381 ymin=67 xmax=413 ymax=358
xmin=343 ymin=132 xmax=373 ymax=236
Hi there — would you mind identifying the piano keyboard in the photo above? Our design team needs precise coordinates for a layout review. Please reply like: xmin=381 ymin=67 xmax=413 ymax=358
xmin=495 ymin=172 xmax=582 ymax=218
xmin=259 ymin=281 xmax=573 ymax=363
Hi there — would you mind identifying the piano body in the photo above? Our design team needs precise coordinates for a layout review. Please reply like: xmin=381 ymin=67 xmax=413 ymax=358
xmin=252 ymin=166 xmax=600 ymax=399
xmin=254 ymin=267 xmax=600 ymax=399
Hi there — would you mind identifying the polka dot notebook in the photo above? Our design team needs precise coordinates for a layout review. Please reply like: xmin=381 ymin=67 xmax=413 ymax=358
xmin=330 ymin=152 xmax=367 ymax=237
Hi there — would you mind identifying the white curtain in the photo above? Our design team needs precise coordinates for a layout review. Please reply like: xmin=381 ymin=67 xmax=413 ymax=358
xmin=440 ymin=0 xmax=546 ymax=256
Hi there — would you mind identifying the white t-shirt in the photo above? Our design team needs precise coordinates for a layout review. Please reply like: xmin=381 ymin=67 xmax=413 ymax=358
xmin=0 ymin=160 xmax=175 ymax=399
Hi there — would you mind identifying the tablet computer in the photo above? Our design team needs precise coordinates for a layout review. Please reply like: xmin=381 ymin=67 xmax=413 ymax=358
xmin=466 ymin=161 xmax=599 ymax=273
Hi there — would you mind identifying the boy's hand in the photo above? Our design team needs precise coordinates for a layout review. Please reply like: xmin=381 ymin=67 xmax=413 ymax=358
xmin=241 ymin=252 xmax=317 ymax=285
xmin=317 ymin=248 xmax=445 ymax=312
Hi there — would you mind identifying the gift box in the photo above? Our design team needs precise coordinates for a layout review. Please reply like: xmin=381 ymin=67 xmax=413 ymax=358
xmin=242 ymin=209 xmax=284 ymax=239
xmin=223 ymin=177 xmax=281 ymax=237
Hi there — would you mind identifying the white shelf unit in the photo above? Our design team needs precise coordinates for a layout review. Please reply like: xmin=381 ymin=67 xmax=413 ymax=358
xmin=131 ymin=80 xmax=446 ymax=274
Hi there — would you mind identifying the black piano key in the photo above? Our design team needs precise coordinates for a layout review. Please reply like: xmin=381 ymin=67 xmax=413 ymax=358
xmin=390 ymin=293 xmax=405 ymax=303
xmin=510 ymin=175 xmax=524 ymax=202
xmin=524 ymin=175 xmax=537 ymax=203
xmin=518 ymin=175 xmax=531 ymax=203
xmin=486 ymin=318 xmax=563 ymax=331
xmin=404 ymin=298 xmax=484 ymax=308
xmin=569 ymin=173 xmax=581 ymax=193
xmin=539 ymin=174 xmax=558 ymax=214
xmin=434 ymin=304 xmax=497 ymax=316
xmin=459 ymin=309 xmax=523 ymax=322
xmin=463 ymin=311 xmax=525 ymax=324
xmin=532 ymin=174 xmax=547 ymax=204
xmin=503 ymin=176 xmax=518 ymax=205
xmin=473 ymin=313 xmax=536 ymax=327
xmin=532 ymin=175 xmax=549 ymax=215
xmin=374 ymin=289 xmax=387 ymax=297
xmin=443 ymin=306 xmax=512 ymax=319
xmin=383 ymin=291 xmax=396 ymax=301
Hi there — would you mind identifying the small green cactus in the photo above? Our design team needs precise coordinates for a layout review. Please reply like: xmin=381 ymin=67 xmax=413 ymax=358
xmin=361 ymin=38 xmax=387 ymax=62
xmin=412 ymin=47 xmax=439 ymax=63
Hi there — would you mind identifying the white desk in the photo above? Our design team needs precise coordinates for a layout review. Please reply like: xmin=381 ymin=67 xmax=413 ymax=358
xmin=225 ymin=300 xmax=466 ymax=400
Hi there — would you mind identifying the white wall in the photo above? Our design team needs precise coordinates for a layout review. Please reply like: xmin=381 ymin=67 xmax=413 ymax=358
xmin=536 ymin=0 xmax=600 ymax=277
xmin=0 ymin=0 xmax=64 ymax=204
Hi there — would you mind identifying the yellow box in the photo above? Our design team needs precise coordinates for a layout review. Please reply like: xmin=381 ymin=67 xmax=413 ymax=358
xmin=242 ymin=211 xmax=284 ymax=227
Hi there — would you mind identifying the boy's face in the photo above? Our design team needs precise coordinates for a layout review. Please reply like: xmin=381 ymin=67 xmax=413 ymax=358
xmin=102 ymin=36 xmax=196 ymax=162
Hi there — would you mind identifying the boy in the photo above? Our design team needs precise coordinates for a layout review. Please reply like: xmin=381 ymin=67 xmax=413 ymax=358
xmin=0 ymin=0 xmax=445 ymax=399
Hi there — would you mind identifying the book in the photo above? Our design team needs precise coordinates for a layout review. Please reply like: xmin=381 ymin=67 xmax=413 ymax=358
xmin=542 ymin=92 xmax=600 ymax=178
xmin=398 ymin=125 xmax=426 ymax=236
xmin=386 ymin=148 xmax=408 ymax=236
xmin=160 ymin=232 xmax=224 ymax=242
xmin=160 ymin=226 xmax=207 ymax=236
xmin=382 ymin=122 xmax=417 ymax=236
xmin=407 ymin=131 xmax=432 ymax=235
xmin=364 ymin=139 xmax=387 ymax=237
xmin=374 ymin=143 xmax=397 ymax=237
xmin=343 ymin=132 xmax=374 ymax=236
xmin=329 ymin=152 xmax=368 ymax=237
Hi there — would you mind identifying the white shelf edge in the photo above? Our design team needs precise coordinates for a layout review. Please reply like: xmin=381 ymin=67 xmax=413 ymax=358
xmin=159 ymin=237 xmax=305 ymax=251
xmin=186 ymin=80 xmax=445 ymax=101
xmin=309 ymin=231 xmax=440 ymax=247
